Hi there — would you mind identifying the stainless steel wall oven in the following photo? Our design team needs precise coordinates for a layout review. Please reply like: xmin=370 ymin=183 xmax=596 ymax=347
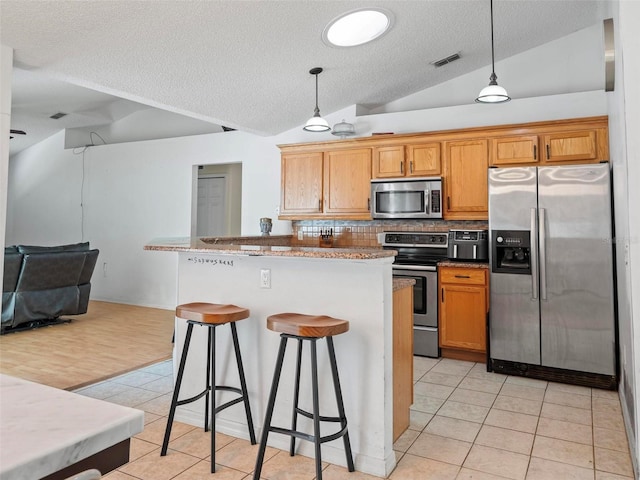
xmin=383 ymin=232 xmax=449 ymax=357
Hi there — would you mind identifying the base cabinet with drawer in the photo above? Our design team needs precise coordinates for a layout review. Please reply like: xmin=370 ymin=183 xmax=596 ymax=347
xmin=438 ymin=266 xmax=489 ymax=363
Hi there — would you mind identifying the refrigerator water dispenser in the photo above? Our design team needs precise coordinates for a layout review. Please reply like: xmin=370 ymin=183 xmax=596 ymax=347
xmin=491 ymin=230 xmax=531 ymax=274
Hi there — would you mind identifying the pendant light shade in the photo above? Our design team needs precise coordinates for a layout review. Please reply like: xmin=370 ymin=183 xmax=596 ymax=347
xmin=476 ymin=0 xmax=510 ymax=103
xmin=304 ymin=67 xmax=331 ymax=132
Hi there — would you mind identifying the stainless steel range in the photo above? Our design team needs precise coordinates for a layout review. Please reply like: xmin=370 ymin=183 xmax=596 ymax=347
xmin=382 ymin=231 xmax=449 ymax=357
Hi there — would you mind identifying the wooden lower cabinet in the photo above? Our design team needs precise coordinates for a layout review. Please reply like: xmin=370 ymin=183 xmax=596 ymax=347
xmin=393 ymin=284 xmax=413 ymax=441
xmin=439 ymin=266 xmax=488 ymax=363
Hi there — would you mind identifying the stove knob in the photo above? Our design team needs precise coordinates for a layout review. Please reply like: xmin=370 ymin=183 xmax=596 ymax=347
xmin=497 ymin=236 xmax=504 ymax=243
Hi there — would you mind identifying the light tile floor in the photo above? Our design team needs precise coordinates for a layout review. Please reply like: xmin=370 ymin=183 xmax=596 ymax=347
xmin=74 ymin=357 xmax=635 ymax=479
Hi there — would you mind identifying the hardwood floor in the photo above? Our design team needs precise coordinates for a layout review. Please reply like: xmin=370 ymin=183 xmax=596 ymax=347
xmin=0 ymin=301 xmax=175 ymax=390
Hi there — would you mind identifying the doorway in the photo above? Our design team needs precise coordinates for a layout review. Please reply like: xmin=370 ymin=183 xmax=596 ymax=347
xmin=192 ymin=163 xmax=242 ymax=237
xmin=197 ymin=176 xmax=227 ymax=236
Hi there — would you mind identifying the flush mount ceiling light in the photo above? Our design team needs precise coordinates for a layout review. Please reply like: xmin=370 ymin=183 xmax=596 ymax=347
xmin=476 ymin=0 xmax=510 ymax=103
xmin=323 ymin=8 xmax=393 ymax=47
xmin=303 ymin=67 xmax=331 ymax=132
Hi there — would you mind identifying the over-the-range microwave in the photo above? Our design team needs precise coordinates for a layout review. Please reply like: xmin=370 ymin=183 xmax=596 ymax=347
xmin=370 ymin=177 xmax=443 ymax=219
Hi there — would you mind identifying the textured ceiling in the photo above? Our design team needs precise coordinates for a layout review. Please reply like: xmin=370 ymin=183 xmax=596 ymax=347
xmin=1 ymin=0 xmax=608 ymax=152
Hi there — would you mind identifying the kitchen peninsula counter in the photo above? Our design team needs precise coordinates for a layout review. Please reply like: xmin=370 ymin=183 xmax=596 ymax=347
xmin=145 ymin=236 xmax=398 ymax=477
xmin=145 ymin=236 xmax=395 ymax=260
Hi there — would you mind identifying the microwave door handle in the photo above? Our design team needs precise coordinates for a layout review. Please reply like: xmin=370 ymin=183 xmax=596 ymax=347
xmin=473 ymin=244 xmax=477 ymax=259
xmin=425 ymin=190 xmax=430 ymax=214
xmin=453 ymin=244 xmax=458 ymax=258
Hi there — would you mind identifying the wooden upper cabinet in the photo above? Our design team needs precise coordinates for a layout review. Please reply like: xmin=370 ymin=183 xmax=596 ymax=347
xmin=280 ymin=152 xmax=323 ymax=215
xmin=373 ymin=142 xmax=441 ymax=178
xmin=373 ymin=145 xmax=405 ymax=178
xmin=279 ymin=116 xmax=608 ymax=220
xmin=544 ymin=130 xmax=598 ymax=162
xmin=443 ymin=139 xmax=489 ymax=220
xmin=406 ymin=142 xmax=441 ymax=176
xmin=491 ymin=135 xmax=539 ymax=165
xmin=323 ymin=148 xmax=372 ymax=217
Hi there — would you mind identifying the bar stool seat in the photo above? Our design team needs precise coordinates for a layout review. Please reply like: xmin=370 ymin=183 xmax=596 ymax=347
xmin=161 ymin=302 xmax=256 ymax=474
xmin=266 ymin=312 xmax=350 ymax=337
xmin=254 ymin=312 xmax=355 ymax=480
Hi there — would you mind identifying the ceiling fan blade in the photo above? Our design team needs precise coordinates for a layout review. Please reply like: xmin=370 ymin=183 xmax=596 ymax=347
xmin=10 ymin=129 xmax=27 ymax=139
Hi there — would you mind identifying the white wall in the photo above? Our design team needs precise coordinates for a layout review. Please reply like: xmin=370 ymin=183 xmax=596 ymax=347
xmin=367 ymin=23 xmax=605 ymax=115
xmin=1 ymin=45 xmax=13 ymax=277
xmin=607 ymin=1 xmax=640 ymax=473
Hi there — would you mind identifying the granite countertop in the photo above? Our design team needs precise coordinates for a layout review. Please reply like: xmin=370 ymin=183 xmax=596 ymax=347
xmin=145 ymin=236 xmax=396 ymax=260
xmin=393 ymin=278 xmax=416 ymax=291
xmin=0 ymin=374 xmax=144 ymax=480
xmin=438 ymin=260 xmax=490 ymax=269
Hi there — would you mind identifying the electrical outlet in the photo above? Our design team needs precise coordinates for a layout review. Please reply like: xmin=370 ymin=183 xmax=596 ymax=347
xmin=260 ymin=269 xmax=271 ymax=288
xmin=297 ymin=230 xmax=304 ymax=241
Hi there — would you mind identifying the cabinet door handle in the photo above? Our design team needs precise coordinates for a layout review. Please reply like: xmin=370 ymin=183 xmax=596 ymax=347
xmin=400 ymin=161 xmax=404 ymax=174
xmin=533 ymin=145 xmax=537 ymax=160
xmin=441 ymin=288 xmax=444 ymax=302
xmin=447 ymin=196 xmax=451 ymax=210
xmin=455 ymin=275 xmax=471 ymax=278
xmin=546 ymin=144 xmax=550 ymax=159
xmin=410 ymin=161 xmax=414 ymax=174
xmin=367 ymin=198 xmax=370 ymax=211
xmin=319 ymin=199 xmax=322 ymax=210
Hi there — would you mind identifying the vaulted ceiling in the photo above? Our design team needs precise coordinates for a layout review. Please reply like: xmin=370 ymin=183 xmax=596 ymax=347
xmin=1 ymin=0 xmax=609 ymax=155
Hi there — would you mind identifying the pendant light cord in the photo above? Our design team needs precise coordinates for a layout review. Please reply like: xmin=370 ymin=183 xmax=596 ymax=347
xmin=490 ymin=0 xmax=496 ymax=74
xmin=314 ymin=73 xmax=319 ymax=112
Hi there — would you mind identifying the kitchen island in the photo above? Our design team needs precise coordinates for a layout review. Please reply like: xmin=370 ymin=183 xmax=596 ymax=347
xmin=145 ymin=236 xmax=399 ymax=477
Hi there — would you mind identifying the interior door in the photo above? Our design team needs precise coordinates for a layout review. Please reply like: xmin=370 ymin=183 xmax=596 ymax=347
xmin=196 ymin=176 xmax=227 ymax=236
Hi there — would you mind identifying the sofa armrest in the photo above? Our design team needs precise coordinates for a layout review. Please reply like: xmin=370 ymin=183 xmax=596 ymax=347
xmin=78 ymin=249 xmax=99 ymax=285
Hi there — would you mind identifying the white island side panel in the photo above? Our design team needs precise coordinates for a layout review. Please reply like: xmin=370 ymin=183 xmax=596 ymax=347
xmin=172 ymin=252 xmax=395 ymax=477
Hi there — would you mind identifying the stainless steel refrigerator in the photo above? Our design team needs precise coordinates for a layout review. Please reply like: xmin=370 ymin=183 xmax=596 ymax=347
xmin=488 ymin=164 xmax=616 ymax=387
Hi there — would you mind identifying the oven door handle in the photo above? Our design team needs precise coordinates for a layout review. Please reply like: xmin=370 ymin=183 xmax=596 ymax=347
xmin=392 ymin=265 xmax=437 ymax=272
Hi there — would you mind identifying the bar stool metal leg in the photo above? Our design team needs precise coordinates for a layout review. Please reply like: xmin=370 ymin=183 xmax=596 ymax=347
xmin=289 ymin=338 xmax=303 ymax=456
xmin=230 ymin=322 xmax=257 ymax=445
xmin=327 ymin=336 xmax=355 ymax=471
xmin=204 ymin=325 xmax=213 ymax=433
xmin=310 ymin=338 xmax=323 ymax=480
xmin=210 ymin=325 xmax=217 ymax=473
xmin=161 ymin=323 xmax=194 ymax=456
xmin=253 ymin=336 xmax=288 ymax=480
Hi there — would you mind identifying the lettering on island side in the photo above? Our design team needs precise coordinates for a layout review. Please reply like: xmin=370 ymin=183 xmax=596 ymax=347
xmin=187 ymin=257 xmax=234 ymax=267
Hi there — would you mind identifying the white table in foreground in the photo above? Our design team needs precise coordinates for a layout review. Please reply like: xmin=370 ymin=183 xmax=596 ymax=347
xmin=0 ymin=374 xmax=144 ymax=480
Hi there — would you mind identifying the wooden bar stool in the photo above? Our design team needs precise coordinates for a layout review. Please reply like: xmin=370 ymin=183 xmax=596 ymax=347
xmin=253 ymin=313 xmax=355 ymax=480
xmin=161 ymin=302 xmax=256 ymax=473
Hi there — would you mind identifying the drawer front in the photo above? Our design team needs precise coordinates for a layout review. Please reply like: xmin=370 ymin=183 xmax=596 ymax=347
xmin=440 ymin=268 xmax=486 ymax=285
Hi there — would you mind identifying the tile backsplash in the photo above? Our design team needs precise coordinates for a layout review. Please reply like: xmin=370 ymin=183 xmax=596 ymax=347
xmin=291 ymin=220 xmax=488 ymax=248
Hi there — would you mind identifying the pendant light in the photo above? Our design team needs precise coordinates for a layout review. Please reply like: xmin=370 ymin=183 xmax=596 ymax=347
xmin=476 ymin=0 xmax=510 ymax=103
xmin=303 ymin=67 xmax=331 ymax=132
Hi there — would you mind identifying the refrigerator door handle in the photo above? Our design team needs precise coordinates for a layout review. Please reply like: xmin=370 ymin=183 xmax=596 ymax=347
xmin=539 ymin=207 xmax=547 ymax=300
xmin=530 ymin=207 xmax=539 ymax=300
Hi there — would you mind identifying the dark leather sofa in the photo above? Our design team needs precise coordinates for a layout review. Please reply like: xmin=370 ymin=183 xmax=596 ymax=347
xmin=2 ymin=242 xmax=99 ymax=333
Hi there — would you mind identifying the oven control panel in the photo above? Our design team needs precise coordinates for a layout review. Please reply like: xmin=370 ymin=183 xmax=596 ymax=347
xmin=383 ymin=232 xmax=448 ymax=248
